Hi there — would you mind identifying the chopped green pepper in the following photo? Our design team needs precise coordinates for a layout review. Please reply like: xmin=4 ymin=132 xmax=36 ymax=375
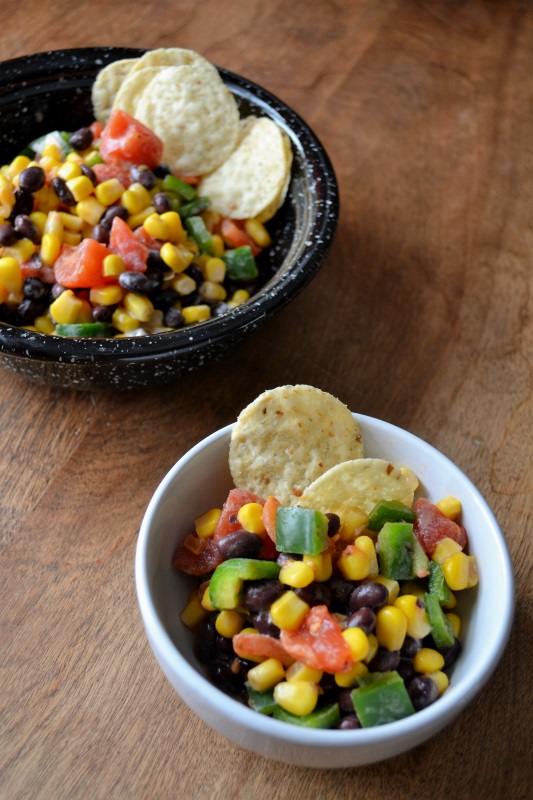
xmin=424 ymin=592 xmax=455 ymax=648
xmin=55 ymin=322 xmax=113 ymax=338
xmin=180 ymin=197 xmax=211 ymax=218
xmin=352 ymin=671 xmax=415 ymax=727
xmin=184 ymin=215 xmax=214 ymax=255
xmin=272 ymin=703 xmax=340 ymax=729
xmin=223 ymin=245 xmax=259 ymax=281
xmin=376 ymin=522 xmax=415 ymax=580
xmin=428 ymin=560 xmax=453 ymax=606
xmin=209 ymin=558 xmax=280 ymax=610
xmin=367 ymin=499 xmax=418 ymax=531
xmin=245 ymin=684 xmax=278 ymax=715
xmin=161 ymin=174 xmax=197 ymax=201
xmin=275 ymin=507 xmax=329 ymax=555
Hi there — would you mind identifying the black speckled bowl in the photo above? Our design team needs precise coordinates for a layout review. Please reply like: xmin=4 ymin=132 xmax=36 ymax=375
xmin=0 ymin=48 xmax=338 ymax=390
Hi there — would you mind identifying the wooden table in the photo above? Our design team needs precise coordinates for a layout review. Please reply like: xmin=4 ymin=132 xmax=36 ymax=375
xmin=1 ymin=1 xmax=531 ymax=797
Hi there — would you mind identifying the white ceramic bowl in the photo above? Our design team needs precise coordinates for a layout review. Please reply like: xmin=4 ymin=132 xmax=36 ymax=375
xmin=135 ymin=414 xmax=514 ymax=768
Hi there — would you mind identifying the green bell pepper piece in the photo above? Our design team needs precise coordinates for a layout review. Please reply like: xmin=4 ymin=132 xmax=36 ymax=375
xmin=275 ymin=507 xmax=329 ymax=555
xmin=367 ymin=499 xmax=418 ymax=531
xmin=272 ymin=703 xmax=340 ymax=729
xmin=377 ymin=522 xmax=415 ymax=580
xmin=245 ymin=684 xmax=278 ymax=715
xmin=223 ymin=245 xmax=259 ymax=281
xmin=55 ymin=322 xmax=113 ymax=338
xmin=209 ymin=558 xmax=280 ymax=610
xmin=180 ymin=197 xmax=211 ymax=218
xmin=424 ymin=592 xmax=455 ymax=648
xmin=184 ymin=215 xmax=214 ymax=254
xmin=428 ymin=561 xmax=453 ymax=606
xmin=352 ymin=671 xmax=415 ymax=727
xmin=161 ymin=174 xmax=197 ymax=201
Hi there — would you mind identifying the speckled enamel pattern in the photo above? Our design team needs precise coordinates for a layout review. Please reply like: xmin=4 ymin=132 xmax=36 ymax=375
xmin=0 ymin=48 xmax=339 ymax=391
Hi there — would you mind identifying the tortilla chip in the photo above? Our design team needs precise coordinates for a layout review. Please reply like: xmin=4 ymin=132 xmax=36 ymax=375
xmin=91 ymin=58 xmax=138 ymax=124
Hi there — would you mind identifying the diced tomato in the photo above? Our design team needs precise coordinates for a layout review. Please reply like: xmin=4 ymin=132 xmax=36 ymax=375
xmin=172 ymin=536 xmax=223 ymax=576
xmin=90 ymin=120 xmax=104 ymax=140
xmin=134 ymin=226 xmax=161 ymax=250
xmin=232 ymin=632 xmax=294 ymax=667
xmin=20 ymin=262 xmax=55 ymax=283
xmin=99 ymin=109 xmax=163 ymax=169
xmin=280 ymin=605 xmax=353 ymax=673
xmin=213 ymin=488 xmax=265 ymax=544
xmin=109 ymin=216 xmax=149 ymax=272
xmin=413 ymin=497 xmax=469 ymax=557
xmin=262 ymin=495 xmax=281 ymax=542
xmin=220 ymin=218 xmax=262 ymax=257
xmin=92 ymin=162 xmax=132 ymax=188
xmin=53 ymin=238 xmax=113 ymax=288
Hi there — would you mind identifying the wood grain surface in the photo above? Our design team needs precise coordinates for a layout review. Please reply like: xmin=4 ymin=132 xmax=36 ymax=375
xmin=1 ymin=1 xmax=531 ymax=798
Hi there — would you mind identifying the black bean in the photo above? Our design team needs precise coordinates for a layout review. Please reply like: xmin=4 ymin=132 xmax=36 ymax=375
xmin=184 ymin=264 xmax=204 ymax=286
xmin=0 ymin=223 xmax=17 ymax=246
xmin=92 ymin=304 xmax=114 ymax=323
xmin=163 ymin=307 xmax=185 ymax=328
xmin=208 ymin=660 xmax=241 ymax=692
xmin=400 ymin=635 xmax=422 ymax=659
xmin=439 ymin=637 xmax=462 ymax=669
xmin=91 ymin=223 xmax=110 ymax=244
xmin=216 ymin=530 xmax=263 ymax=560
xmin=69 ymin=127 xmax=94 ymax=151
xmin=344 ymin=607 xmax=376 ymax=635
xmin=251 ymin=610 xmax=280 ymax=638
xmin=16 ymin=297 xmax=46 ymax=322
xmin=294 ymin=582 xmax=331 ymax=607
xmin=408 ymin=675 xmax=439 ymax=711
xmin=152 ymin=191 xmax=172 ymax=214
xmin=130 ymin=164 xmax=156 ymax=189
xmin=23 ymin=277 xmax=48 ymax=300
xmin=369 ymin=647 xmax=401 ymax=672
xmin=194 ymin=616 xmax=217 ymax=663
xmin=243 ymin=579 xmax=284 ymax=611
xmin=338 ymin=689 xmax=355 ymax=715
xmin=101 ymin=205 xmax=128 ymax=229
xmin=51 ymin=283 xmax=66 ymax=300
xmin=10 ymin=189 xmax=33 ymax=218
xmin=349 ymin=582 xmax=388 ymax=613
xmin=118 ymin=271 xmax=160 ymax=294
xmin=216 ymin=634 xmax=234 ymax=655
xmin=152 ymin=288 xmax=179 ymax=310
xmin=18 ymin=165 xmax=45 ymax=193
xmin=329 ymin=578 xmax=356 ymax=613
xmin=337 ymin=716 xmax=361 ymax=730
xmin=319 ymin=673 xmax=338 ymax=702
xmin=326 ymin=512 xmax=341 ymax=537
xmin=51 ymin=176 xmax=76 ymax=206
xmin=80 ymin=163 xmax=97 ymax=185
xmin=396 ymin=659 xmax=416 ymax=684
xmin=153 ymin=162 xmax=172 ymax=178
xmin=14 ymin=214 xmax=40 ymax=243
xmin=147 ymin=249 xmax=167 ymax=272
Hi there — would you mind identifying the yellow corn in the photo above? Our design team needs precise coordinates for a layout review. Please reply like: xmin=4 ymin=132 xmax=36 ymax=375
xmin=180 ymin=592 xmax=207 ymax=629
xmin=66 ymin=175 xmax=94 ymax=202
xmin=337 ymin=545 xmax=370 ymax=581
xmin=342 ymin=627 xmax=370 ymax=662
xmin=43 ymin=210 xmax=64 ymax=242
xmin=279 ymin=560 xmax=315 ymax=589
xmin=6 ymin=238 xmax=37 ymax=264
xmin=204 ymin=256 xmax=226 ymax=283
xmin=285 ymin=662 xmax=323 ymax=684
xmin=236 ymin=502 xmax=265 ymax=534
xmin=95 ymin=178 xmax=125 ymax=206
xmin=63 ymin=231 xmax=82 ymax=246
xmin=338 ymin=507 xmax=369 ymax=542
xmin=445 ymin=612 xmax=461 ymax=638
xmin=160 ymin=241 xmax=189 ymax=273
xmin=245 ymin=218 xmax=272 ymax=247
xmin=0 ymin=175 xmax=15 ymax=216
xmin=160 ymin=210 xmax=185 ymax=243
xmin=7 ymin=154 xmax=31 ymax=179
xmin=102 ymin=254 xmax=125 ymax=277
xmin=194 ymin=508 xmax=222 ymax=538
xmin=413 ymin=647 xmax=445 ymax=674
xmin=215 ymin=609 xmax=245 ymax=638
xmin=199 ymin=280 xmax=227 ymax=303
xmin=428 ymin=670 xmax=449 ymax=696
xmin=143 ymin=212 xmax=171 ymax=240
xmin=29 ymin=211 xmax=48 ymax=236
xmin=181 ymin=305 xmax=211 ymax=325
xmin=436 ymin=496 xmax=462 ymax=520
xmin=123 ymin=292 xmax=154 ymax=323
xmin=49 ymin=289 xmax=85 ymax=324
xmin=354 ymin=535 xmax=379 ymax=577
xmin=89 ymin=285 xmax=125 ymax=306
xmin=247 ymin=658 xmax=285 ymax=692
xmin=66 ymin=151 xmax=85 ymax=164
xmin=201 ymin=585 xmax=216 ymax=611
xmin=121 ymin=182 xmax=152 ymax=215
xmin=58 ymin=211 xmax=84 ymax=231
xmin=40 ymin=233 xmax=62 ymax=266
xmin=228 ymin=288 xmax=250 ymax=307
xmin=364 ymin=633 xmax=379 ymax=664
xmin=111 ymin=307 xmax=141 ymax=333
xmin=334 ymin=661 xmax=368 ymax=688
xmin=127 ymin=205 xmax=156 ymax=229
xmin=270 ymin=590 xmax=309 ymax=631
xmin=38 ymin=155 xmax=61 ymax=177
xmin=202 ymin=209 xmax=221 ymax=232
xmin=442 ymin=589 xmax=457 ymax=610
xmin=375 ymin=605 xmax=407 ymax=651
xmin=75 ymin=197 xmax=106 ymax=226
xmin=393 ymin=594 xmax=432 ymax=639
xmin=41 ymin=141 xmax=63 ymax=160
xmin=466 ymin=555 xmax=479 ymax=588
xmin=432 ymin=537 xmax=463 ymax=564
xmin=57 ymin=161 xmax=82 ymax=181
xmin=0 ymin=257 xmax=22 ymax=294
xmin=171 ymin=274 xmax=196 ymax=295
xmin=210 ymin=233 xmax=225 ymax=257
xmin=443 ymin=552 xmax=470 ymax=590
xmin=303 ymin=551 xmax=332 ymax=582
xmin=273 ymin=680 xmax=318 ymax=716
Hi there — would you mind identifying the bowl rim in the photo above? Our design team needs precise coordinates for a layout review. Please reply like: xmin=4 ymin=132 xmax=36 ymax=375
xmin=0 ymin=47 xmax=339 ymax=363
xmin=135 ymin=414 xmax=515 ymax=750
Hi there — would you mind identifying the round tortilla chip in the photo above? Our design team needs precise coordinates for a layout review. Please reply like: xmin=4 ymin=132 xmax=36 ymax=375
xmin=297 ymin=459 xmax=415 ymax=519
xmin=112 ymin=66 xmax=162 ymax=117
xmin=92 ymin=58 xmax=138 ymax=124
xmin=129 ymin=47 xmax=219 ymax=77
xmin=198 ymin=116 xmax=293 ymax=221
xmin=229 ymin=385 xmax=364 ymax=506
xmin=133 ymin=64 xmax=240 ymax=176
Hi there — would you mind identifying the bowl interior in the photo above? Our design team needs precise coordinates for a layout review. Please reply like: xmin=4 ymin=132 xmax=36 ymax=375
xmin=136 ymin=415 xmax=514 ymax=764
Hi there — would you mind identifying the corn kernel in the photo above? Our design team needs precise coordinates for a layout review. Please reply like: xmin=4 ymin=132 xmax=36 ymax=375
xmin=215 ymin=609 xmax=245 ymax=638
xmin=111 ymin=307 xmax=140 ymax=333
xmin=442 ymin=589 xmax=457 ymax=610
xmin=443 ymin=552 xmax=470 ymax=590
xmin=41 ymin=141 xmax=63 ymax=160
xmin=436 ymin=495 xmax=462 ymax=520
xmin=228 ymin=289 xmax=250 ymax=307
xmin=38 ymin=156 xmax=61 ymax=176
xmin=66 ymin=175 xmax=94 ymax=202
xmin=236 ymin=502 xmax=266 ymax=534
xmin=286 ymin=662 xmax=323 ymax=684
xmin=49 ymin=289 xmax=84 ymax=324
xmin=0 ymin=175 xmax=15 ymax=217
xmin=201 ymin=585 xmax=216 ymax=611
xmin=123 ymin=292 xmax=154 ymax=323
xmin=171 ymin=274 xmax=196 ymax=295
xmin=199 ymin=280 xmax=227 ymax=303
xmin=364 ymin=633 xmax=379 ymax=664
xmin=0 ymin=257 xmax=22 ymax=294
xmin=160 ymin=210 xmax=185 ymax=243
xmin=204 ymin=256 xmax=226 ymax=283
xmin=40 ymin=233 xmax=61 ymax=266
xmin=194 ymin=508 xmax=222 ymax=538
xmin=58 ymin=211 xmax=84 ymax=231
xmin=270 ymin=590 xmax=309 ymax=631
xmin=180 ymin=592 xmax=207 ymax=628
xmin=43 ymin=210 xmax=64 ymax=242
xmin=445 ymin=612 xmax=461 ymax=638
xmin=375 ymin=605 xmax=407 ymax=651
xmin=181 ymin=305 xmax=211 ymax=324
xmin=338 ymin=507 xmax=369 ymax=542
xmin=143 ymin=212 xmax=171 ymax=240
xmin=393 ymin=594 xmax=432 ymax=638
xmin=160 ymin=241 xmax=189 ymax=273
xmin=245 ymin=218 xmax=271 ymax=247
xmin=342 ymin=627 xmax=370 ymax=661
xmin=89 ymin=285 xmax=125 ymax=306
xmin=303 ymin=551 xmax=332 ymax=582
xmin=34 ymin=316 xmax=56 ymax=334
xmin=121 ymin=182 xmax=152 ymax=215
xmin=66 ymin=151 xmax=85 ymax=164
xmin=247 ymin=658 xmax=285 ymax=692
xmin=75 ymin=197 xmax=106 ymax=226
xmin=7 ymin=155 xmax=31 ymax=178
xmin=354 ymin=535 xmax=379 ymax=576
xmin=467 ymin=555 xmax=479 ymax=588
xmin=428 ymin=670 xmax=449 ymax=696
xmin=127 ymin=206 xmax=156 ymax=229
xmin=58 ymin=161 xmax=82 ymax=181
xmin=29 ymin=211 xmax=48 ymax=236
xmin=413 ymin=647 xmax=445 ymax=674
xmin=279 ymin=560 xmax=315 ymax=589
xmin=334 ymin=661 xmax=368 ymax=688
xmin=210 ymin=233 xmax=225 ymax=257
xmin=102 ymin=254 xmax=125 ymax=277
xmin=432 ymin=537 xmax=463 ymax=564
xmin=337 ymin=544 xmax=370 ymax=581
xmin=63 ymin=231 xmax=82 ymax=246
xmin=273 ymin=680 xmax=318 ymax=716
xmin=95 ymin=178 xmax=125 ymax=206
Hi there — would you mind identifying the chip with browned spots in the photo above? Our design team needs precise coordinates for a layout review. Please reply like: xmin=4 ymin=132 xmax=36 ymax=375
xmin=229 ymin=385 xmax=364 ymax=506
